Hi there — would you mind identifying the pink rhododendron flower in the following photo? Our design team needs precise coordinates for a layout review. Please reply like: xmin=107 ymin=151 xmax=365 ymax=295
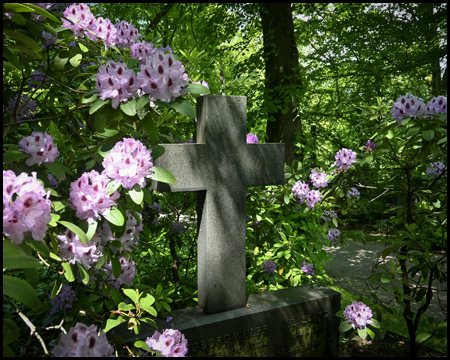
xmin=57 ymin=229 xmax=103 ymax=269
xmin=19 ymin=132 xmax=59 ymax=166
xmin=62 ymin=3 xmax=96 ymax=39
xmin=102 ymin=138 xmax=153 ymax=189
xmin=292 ymin=180 xmax=309 ymax=201
xmin=68 ymin=170 xmax=120 ymax=223
xmin=305 ymin=189 xmax=322 ymax=209
xmin=333 ymin=148 xmax=357 ymax=171
xmin=96 ymin=61 xmax=139 ymax=109
xmin=343 ymin=301 xmax=373 ymax=329
xmin=425 ymin=95 xmax=447 ymax=116
xmin=309 ymin=169 xmax=330 ymax=188
xmin=115 ymin=20 xmax=140 ymax=49
xmin=137 ymin=48 xmax=188 ymax=102
xmin=52 ymin=322 xmax=114 ymax=357
xmin=391 ymin=93 xmax=426 ymax=125
xmin=146 ymin=329 xmax=188 ymax=357
xmin=3 ymin=171 xmax=51 ymax=244
xmin=246 ymin=133 xmax=259 ymax=143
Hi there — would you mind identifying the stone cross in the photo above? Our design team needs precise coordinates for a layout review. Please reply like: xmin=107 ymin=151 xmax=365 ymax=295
xmin=153 ymin=96 xmax=285 ymax=315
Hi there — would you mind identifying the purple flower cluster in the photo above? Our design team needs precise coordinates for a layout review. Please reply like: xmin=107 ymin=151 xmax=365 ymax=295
xmin=322 ymin=210 xmax=338 ymax=222
xmin=261 ymin=259 xmax=277 ymax=275
xmin=62 ymin=4 xmax=96 ymax=39
xmin=3 ymin=171 xmax=51 ymax=244
xmin=103 ymin=256 xmax=136 ymax=288
xmin=292 ymin=181 xmax=322 ymax=209
xmin=246 ymin=133 xmax=259 ymax=144
xmin=19 ymin=132 xmax=59 ymax=166
xmin=52 ymin=322 xmax=114 ymax=357
xmin=425 ymin=96 xmax=447 ymax=115
xmin=146 ymin=329 xmax=188 ymax=357
xmin=362 ymin=140 xmax=376 ymax=154
xmin=426 ymin=161 xmax=446 ymax=176
xmin=137 ymin=47 xmax=188 ymax=103
xmin=343 ymin=301 xmax=374 ymax=329
xmin=172 ymin=222 xmax=186 ymax=235
xmin=305 ymin=190 xmax=323 ymax=209
xmin=292 ymin=180 xmax=309 ymax=200
xmin=115 ymin=20 xmax=141 ymax=49
xmin=333 ymin=148 xmax=357 ymax=172
xmin=301 ymin=261 xmax=315 ymax=276
xmin=41 ymin=30 xmax=57 ymax=48
xmin=327 ymin=228 xmax=341 ymax=244
xmin=102 ymin=138 xmax=153 ymax=189
xmin=96 ymin=61 xmax=139 ymax=109
xmin=347 ymin=187 xmax=360 ymax=199
xmin=7 ymin=95 xmax=37 ymax=122
xmin=49 ymin=284 xmax=77 ymax=316
xmin=309 ymin=169 xmax=330 ymax=188
xmin=130 ymin=41 xmax=156 ymax=65
xmin=86 ymin=16 xmax=117 ymax=48
xmin=57 ymin=230 xmax=103 ymax=269
xmin=68 ymin=170 xmax=120 ymax=223
xmin=391 ymin=93 xmax=426 ymax=124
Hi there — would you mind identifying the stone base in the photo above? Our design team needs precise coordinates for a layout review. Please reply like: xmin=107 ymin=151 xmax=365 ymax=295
xmin=109 ymin=284 xmax=341 ymax=357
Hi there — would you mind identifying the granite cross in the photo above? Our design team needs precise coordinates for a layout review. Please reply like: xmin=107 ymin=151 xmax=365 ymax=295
xmin=153 ymin=95 xmax=285 ymax=315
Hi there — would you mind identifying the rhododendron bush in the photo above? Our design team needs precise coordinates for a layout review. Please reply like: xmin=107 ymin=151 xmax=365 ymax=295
xmin=3 ymin=3 xmax=447 ymax=358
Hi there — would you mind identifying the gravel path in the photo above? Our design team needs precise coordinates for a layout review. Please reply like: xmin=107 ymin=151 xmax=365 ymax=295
xmin=323 ymin=239 xmax=447 ymax=322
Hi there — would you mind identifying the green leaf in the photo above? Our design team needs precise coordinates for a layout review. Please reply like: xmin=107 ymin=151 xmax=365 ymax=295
xmin=370 ymin=318 xmax=380 ymax=328
xmin=69 ymin=53 xmax=82 ymax=67
xmin=118 ymin=302 xmax=136 ymax=311
xmin=187 ymin=83 xmax=210 ymax=95
xmin=169 ymin=98 xmax=196 ymax=119
xmin=386 ymin=130 xmax=394 ymax=139
xmin=366 ymin=327 xmax=375 ymax=340
xmin=3 ymin=318 xmax=20 ymax=346
xmin=3 ymin=46 xmax=22 ymax=71
xmin=332 ymin=217 xmax=339 ymax=228
xmin=110 ymin=255 xmax=122 ymax=279
xmin=339 ymin=321 xmax=353 ymax=332
xmin=96 ymin=128 xmax=119 ymax=138
xmin=140 ymin=113 xmax=159 ymax=145
xmin=3 ymin=29 xmax=42 ymax=53
xmin=380 ymin=274 xmax=392 ymax=283
xmin=152 ymin=166 xmax=176 ymax=184
xmin=416 ymin=332 xmax=432 ymax=344
xmin=104 ymin=207 xmax=125 ymax=226
xmin=151 ymin=145 xmax=165 ymax=160
xmin=140 ymin=293 xmax=156 ymax=314
xmin=20 ymin=3 xmax=60 ymax=22
xmin=3 ymin=150 xmax=29 ymax=163
xmin=129 ymin=184 xmax=144 ymax=205
xmin=136 ymin=96 xmax=150 ymax=110
xmin=62 ymin=262 xmax=76 ymax=282
xmin=123 ymin=288 xmax=138 ymax=304
xmin=104 ymin=316 xmax=125 ymax=333
xmin=54 ymin=50 xmax=69 ymax=69
xmin=3 ymin=275 xmax=39 ymax=310
xmin=423 ymin=130 xmax=435 ymax=141
xmin=121 ymin=99 xmax=137 ymax=117
xmin=357 ymin=327 xmax=368 ymax=339
xmin=3 ymin=241 xmax=40 ymax=269
xmin=57 ymin=220 xmax=89 ymax=244
xmin=89 ymin=99 xmax=108 ymax=115
xmin=76 ymin=263 xmax=90 ymax=285
xmin=284 ymin=194 xmax=289 ymax=204
xmin=134 ymin=340 xmax=151 ymax=352
xmin=43 ymin=162 xmax=73 ymax=180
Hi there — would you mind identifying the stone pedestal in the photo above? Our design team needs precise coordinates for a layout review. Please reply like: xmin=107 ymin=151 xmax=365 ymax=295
xmin=109 ymin=284 xmax=341 ymax=357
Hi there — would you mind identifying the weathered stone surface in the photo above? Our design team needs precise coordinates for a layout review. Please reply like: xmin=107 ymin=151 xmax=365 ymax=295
xmin=110 ymin=284 xmax=341 ymax=357
xmin=153 ymin=95 xmax=285 ymax=314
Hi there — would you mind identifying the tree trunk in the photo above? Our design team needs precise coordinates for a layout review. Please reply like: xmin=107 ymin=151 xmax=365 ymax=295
xmin=260 ymin=3 xmax=303 ymax=166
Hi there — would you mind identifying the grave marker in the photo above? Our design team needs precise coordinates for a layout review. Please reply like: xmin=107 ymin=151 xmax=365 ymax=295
xmin=153 ymin=95 xmax=285 ymax=315
xmin=109 ymin=96 xmax=341 ymax=357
